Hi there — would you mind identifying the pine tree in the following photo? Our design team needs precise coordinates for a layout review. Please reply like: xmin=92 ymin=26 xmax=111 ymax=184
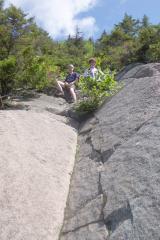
xmin=116 ymin=13 xmax=140 ymax=36
xmin=0 ymin=4 xmax=34 ymax=58
xmin=141 ymin=15 xmax=150 ymax=28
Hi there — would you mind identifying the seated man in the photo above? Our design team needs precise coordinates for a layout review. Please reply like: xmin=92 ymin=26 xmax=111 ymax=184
xmin=56 ymin=64 xmax=79 ymax=102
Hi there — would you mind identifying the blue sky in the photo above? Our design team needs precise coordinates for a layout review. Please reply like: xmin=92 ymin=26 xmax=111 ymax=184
xmin=5 ymin=0 xmax=160 ymax=40
xmin=93 ymin=0 xmax=160 ymax=37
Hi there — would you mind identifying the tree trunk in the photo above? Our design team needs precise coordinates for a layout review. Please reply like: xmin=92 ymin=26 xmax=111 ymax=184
xmin=0 ymin=80 xmax=8 ymax=96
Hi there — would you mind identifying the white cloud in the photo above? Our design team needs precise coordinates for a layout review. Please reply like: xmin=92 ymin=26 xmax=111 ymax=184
xmin=4 ymin=0 xmax=99 ymax=39
xmin=119 ymin=0 xmax=128 ymax=4
xmin=76 ymin=17 xmax=97 ymax=37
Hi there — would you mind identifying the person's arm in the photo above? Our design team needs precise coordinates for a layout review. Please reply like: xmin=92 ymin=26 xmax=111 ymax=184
xmin=83 ymin=69 xmax=89 ymax=77
xmin=74 ymin=73 xmax=80 ymax=83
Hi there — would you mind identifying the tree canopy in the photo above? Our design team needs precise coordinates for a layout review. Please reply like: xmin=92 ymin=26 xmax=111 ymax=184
xmin=0 ymin=3 xmax=160 ymax=95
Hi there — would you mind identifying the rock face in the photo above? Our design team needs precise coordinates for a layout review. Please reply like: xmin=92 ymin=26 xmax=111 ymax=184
xmin=0 ymin=93 xmax=78 ymax=240
xmin=60 ymin=63 xmax=160 ymax=240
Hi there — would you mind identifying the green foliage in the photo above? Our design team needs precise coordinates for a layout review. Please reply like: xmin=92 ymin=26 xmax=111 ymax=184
xmin=84 ymin=39 xmax=95 ymax=59
xmin=0 ymin=0 xmax=4 ymax=8
xmin=141 ymin=15 xmax=150 ymax=28
xmin=137 ymin=25 xmax=160 ymax=62
xmin=16 ymin=48 xmax=58 ymax=90
xmin=0 ymin=56 xmax=16 ymax=95
xmin=110 ymin=27 xmax=132 ymax=47
xmin=115 ymin=13 xmax=140 ymax=36
xmin=0 ymin=4 xmax=34 ymax=59
xmin=146 ymin=42 xmax=160 ymax=62
xmin=0 ymin=2 xmax=160 ymax=98
xmin=75 ymin=70 xmax=118 ymax=114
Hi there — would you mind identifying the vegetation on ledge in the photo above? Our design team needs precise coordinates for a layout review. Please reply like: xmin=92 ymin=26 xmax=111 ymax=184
xmin=0 ymin=0 xmax=160 ymax=110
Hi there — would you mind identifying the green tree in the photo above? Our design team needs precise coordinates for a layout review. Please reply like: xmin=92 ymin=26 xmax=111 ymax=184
xmin=0 ymin=56 xmax=16 ymax=95
xmin=146 ymin=42 xmax=160 ymax=62
xmin=65 ymin=27 xmax=87 ymax=70
xmin=0 ymin=4 xmax=34 ymax=59
xmin=141 ymin=15 xmax=150 ymax=28
xmin=15 ymin=47 xmax=57 ymax=90
xmin=137 ymin=25 xmax=160 ymax=62
xmin=116 ymin=13 xmax=140 ymax=36
xmin=0 ymin=0 xmax=4 ymax=9
xmin=1 ymin=3 xmax=160 ymax=96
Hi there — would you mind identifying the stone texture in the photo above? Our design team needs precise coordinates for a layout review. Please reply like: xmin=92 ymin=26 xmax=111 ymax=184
xmin=60 ymin=63 xmax=160 ymax=240
xmin=61 ymin=222 xmax=108 ymax=240
xmin=116 ymin=62 xmax=160 ymax=80
xmin=0 ymin=94 xmax=78 ymax=240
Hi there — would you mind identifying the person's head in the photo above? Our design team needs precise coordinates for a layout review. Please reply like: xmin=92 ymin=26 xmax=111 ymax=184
xmin=68 ymin=64 xmax=74 ymax=73
xmin=89 ymin=58 xmax=96 ymax=67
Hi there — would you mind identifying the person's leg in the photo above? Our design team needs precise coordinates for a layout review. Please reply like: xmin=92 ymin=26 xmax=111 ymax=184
xmin=69 ymin=86 xmax=77 ymax=102
xmin=56 ymin=80 xmax=65 ymax=95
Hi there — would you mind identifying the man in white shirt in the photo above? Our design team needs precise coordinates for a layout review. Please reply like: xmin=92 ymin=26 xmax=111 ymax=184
xmin=84 ymin=58 xmax=98 ymax=78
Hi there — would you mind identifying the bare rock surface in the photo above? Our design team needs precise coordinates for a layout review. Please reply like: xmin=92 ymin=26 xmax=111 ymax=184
xmin=0 ymin=93 xmax=78 ymax=240
xmin=60 ymin=63 xmax=160 ymax=240
xmin=116 ymin=62 xmax=160 ymax=80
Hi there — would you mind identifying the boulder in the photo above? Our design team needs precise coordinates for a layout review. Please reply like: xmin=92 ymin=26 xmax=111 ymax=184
xmin=0 ymin=93 xmax=78 ymax=240
xmin=60 ymin=63 xmax=160 ymax=240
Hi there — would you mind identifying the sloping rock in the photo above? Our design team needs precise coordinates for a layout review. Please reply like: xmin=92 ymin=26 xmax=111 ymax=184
xmin=116 ymin=62 xmax=160 ymax=80
xmin=60 ymin=63 xmax=160 ymax=240
xmin=0 ymin=93 xmax=78 ymax=240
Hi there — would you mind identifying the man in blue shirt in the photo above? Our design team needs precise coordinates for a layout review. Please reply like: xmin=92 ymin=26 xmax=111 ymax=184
xmin=56 ymin=64 xmax=79 ymax=102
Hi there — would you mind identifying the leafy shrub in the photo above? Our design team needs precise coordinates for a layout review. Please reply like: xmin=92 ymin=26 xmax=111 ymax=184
xmin=146 ymin=42 xmax=160 ymax=62
xmin=75 ymin=69 xmax=118 ymax=115
xmin=0 ymin=56 xmax=16 ymax=95
xmin=15 ymin=48 xmax=58 ymax=91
